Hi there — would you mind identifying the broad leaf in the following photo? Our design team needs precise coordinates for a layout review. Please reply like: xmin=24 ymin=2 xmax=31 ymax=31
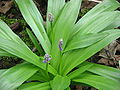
xmin=60 ymin=30 xmax=120 ymax=75
xmin=73 ymin=11 xmax=120 ymax=36
xmin=0 ymin=63 xmax=39 ymax=90
xmin=0 ymin=20 xmax=26 ymax=46
xmin=0 ymin=37 xmax=57 ymax=75
xmin=15 ymin=0 xmax=51 ymax=54
xmin=0 ymin=49 xmax=14 ymax=57
xmin=65 ymin=87 xmax=71 ymax=90
xmin=18 ymin=82 xmax=51 ymax=90
xmin=27 ymin=69 xmax=51 ymax=82
xmin=0 ymin=69 xmax=6 ymax=74
xmin=64 ymin=33 xmax=108 ymax=52
xmin=47 ymin=0 xmax=65 ymax=34
xmin=104 ymin=15 xmax=120 ymax=30
xmin=84 ymin=62 xmax=120 ymax=81
xmin=51 ymin=0 xmax=82 ymax=70
xmin=73 ymin=73 xmax=120 ymax=90
xmin=50 ymin=75 xmax=70 ymax=90
xmin=73 ymin=0 xmax=120 ymax=35
xmin=18 ymin=82 xmax=41 ymax=89
xmin=67 ymin=62 xmax=93 ymax=79
xmin=51 ymin=0 xmax=82 ymax=46
xmin=26 ymin=28 xmax=44 ymax=55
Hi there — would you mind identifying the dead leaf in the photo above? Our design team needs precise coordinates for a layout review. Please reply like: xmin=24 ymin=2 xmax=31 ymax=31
xmin=0 ymin=1 xmax=13 ymax=14
xmin=98 ymin=58 xmax=115 ymax=66
xmin=81 ymin=0 xmax=97 ymax=9
xmin=10 ymin=22 xmax=20 ymax=31
xmin=91 ymin=88 xmax=97 ymax=90
xmin=76 ymin=85 xmax=82 ymax=90
xmin=99 ymin=40 xmax=118 ymax=59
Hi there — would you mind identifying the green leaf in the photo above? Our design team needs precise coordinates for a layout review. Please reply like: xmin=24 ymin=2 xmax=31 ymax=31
xmin=27 ymin=69 xmax=51 ymax=82
xmin=64 ymin=33 xmax=108 ymax=52
xmin=15 ymin=0 xmax=51 ymax=54
xmin=47 ymin=0 xmax=65 ymax=34
xmin=60 ymin=30 xmax=120 ymax=75
xmin=0 ymin=20 xmax=57 ymax=75
xmin=18 ymin=82 xmax=41 ymax=90
xmin=65 ymin=87 xmax=71 ymax=90
xmin=74 ymin=11 xmax=120 ymax=36
xmin=0 ymin=20 xmax=26 ymax=46
xmin=0 ymin=49 xmax=14 ymax=57
xmin=18 ymin=82 xmax=51 ymax=90
xmin=0 ymin=63 xmax=39 ymax=90
xmin=67 ymin=62 xmax=94 ymax=79
xmin=73 ymin=73 xmax=120 ymax=90
xmin=51 ymin=0 xmax=82 ymax=46
xmin=84 ymin=62 xmax=120 ymax=81
xmin=104 ymin=15 xmax=120 ymax=30
xmin=26 ymin=28 xmax=44 ymax=55
xmin=73 ymin=0 xmax=120 ymax=35
xmin=0 ymin=69 xmax=6 ymax=74
xmin=0 ymin=37 xmax=57 ymax=75
xmin=50 ymin=0 xmax=82 ymax=70
xmin=50 ymin=75 xmax=70 ymax=90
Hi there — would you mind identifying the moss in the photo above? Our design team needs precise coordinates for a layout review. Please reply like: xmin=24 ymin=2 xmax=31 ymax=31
xmin=0 ymin=16 xmax=27 ymax=30
xmin=19 ymin=30 xmax=34 ymax=49
xmin=0 ymin=57 xmax=23 ymax=69
xmin=0 ymin=2 xmax=39 ymax=68
xmin=0 ymin=29 xmax=36 ymax=69
xmin=0 ymin=16 xmax=28 ymax=69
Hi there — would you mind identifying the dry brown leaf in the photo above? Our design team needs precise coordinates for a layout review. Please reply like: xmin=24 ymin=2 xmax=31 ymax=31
xmin=81 ymin=0 xmax=97 ymax=9
xmin=98 ymin=40 xmax=120 ymax=67
xmin=99 ymin=40 xmax=118 ymax=59
xmin=76 ymin=85 xmax=82 ymax=90
xmin=98 ymin=58 xmax=115 ymax=66
xmin=0 ymin=1 xmax=13 ymax=14
xmin=91 ymin=88 xmax=97 ymax=90
xmin=10 ymin=22 xmax=20 ymax=30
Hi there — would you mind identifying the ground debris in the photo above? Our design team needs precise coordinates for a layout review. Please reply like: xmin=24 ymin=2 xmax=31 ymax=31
xmin=99 ymin=40 xmax=120 ymax=68
xmin=0 ymin=1 xmax=13 ymax=14
xmin=10 ymin=22 xmax=20 ymax=31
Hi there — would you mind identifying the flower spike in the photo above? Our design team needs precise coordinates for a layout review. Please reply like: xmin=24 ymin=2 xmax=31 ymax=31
xmin=42 ymin=54 xmax=52 ymax=63
xmin=48 ymin=13 xmax=54 ymax=22
xmin=59 ymin=39 xmax=63 ymax=51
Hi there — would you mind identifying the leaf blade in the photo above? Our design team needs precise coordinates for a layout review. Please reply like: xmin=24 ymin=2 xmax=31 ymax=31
xmin=73 ymin=0 xmax=120 ymax=35
xmin=26 ymin=28 xmax=44 ymax=55
xmin=47 ymin=0 xmax=65 ymax=34
xmin=65 ymin=33 xmax=108 ymax=52
xmin=50 ymin=75 xmax=70 ymax=90
xmin=51 ymin=0 xmax=82 ymax=70
xmin=73 ymin=73 xmax=120 ymax=90
xmin=0 ymin=63 xmax=39 ymax=90
xmin=18 ymin=82 xmax=51 ymax=90
xmin=60 ymin=29 xmax=120 ymax=75
xmin=0 ymin=37 xmax=57 ymax=75
xmin=15 ymin=0 xmax=51 ymax=54
xmin=85 ymin=62 xmax=120 ymax=81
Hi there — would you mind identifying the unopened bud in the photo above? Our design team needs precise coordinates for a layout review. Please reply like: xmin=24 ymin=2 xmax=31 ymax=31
xmin=59 ymin=39 xmax=63 ymax=51
xmin=42 ymin=54 xmax=52 ymax=63
xmin=48 ymin=13 xmax=54 ymax=22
